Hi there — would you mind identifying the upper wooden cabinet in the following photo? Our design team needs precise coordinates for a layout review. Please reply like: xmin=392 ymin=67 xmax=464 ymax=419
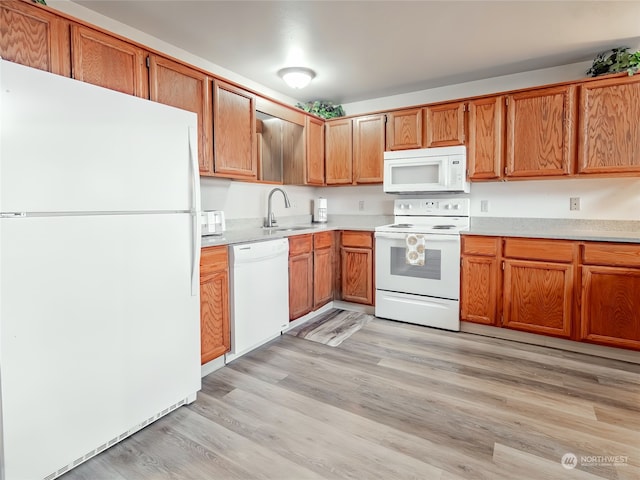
xmin=467 ymin=96 xmax=504 ymax=180
xmin=0 ymin=0 xmax=70 ymax=76
xmin=304 ymin=115 xmax=325 ymax=185
xmin=71 ymin=24 xmax=148 ymax=98
xmin=148 ymin=54 xmax=213 ymax=175
xmin=325 ymin=118 xmax=353 ymax=184
xmin=353 ymin=114 xmax=385 ymax=184
xmin=578 ymin=75 xmax=640 ymax=175
xmin=213 ymin=80 xmax=256 ymax=179
xmin=424 ymin=101 xmax=466 ymax=148
xmin=505 ymin=85 xmax=575 ymax=178
xmin=385 ymin=108 xmax=423 ymax=150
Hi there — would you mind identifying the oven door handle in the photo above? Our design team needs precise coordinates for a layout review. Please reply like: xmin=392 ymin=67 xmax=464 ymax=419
xmin=374 ymin=232 xmax=460 ymax=241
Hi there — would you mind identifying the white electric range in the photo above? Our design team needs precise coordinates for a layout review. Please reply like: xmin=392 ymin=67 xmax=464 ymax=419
xmin=374 ymin=198 xmax=470 ymax=331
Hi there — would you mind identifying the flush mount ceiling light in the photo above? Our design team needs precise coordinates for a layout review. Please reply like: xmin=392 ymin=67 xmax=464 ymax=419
xmin=278 ymin=67 xmax=316 ymax=89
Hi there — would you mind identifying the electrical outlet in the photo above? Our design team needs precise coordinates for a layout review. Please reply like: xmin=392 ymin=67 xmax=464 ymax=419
xmin=358 ymin=200 xmax=365 ymax=211
xmin=570 ymin=197 xmax=580 ymax=211
xmin=480 ymin=200 xmax=489 ymax=213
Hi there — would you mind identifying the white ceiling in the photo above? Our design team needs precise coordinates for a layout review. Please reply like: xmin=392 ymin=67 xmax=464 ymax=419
xmin=70 ymin=0 xmax=640 ymax=104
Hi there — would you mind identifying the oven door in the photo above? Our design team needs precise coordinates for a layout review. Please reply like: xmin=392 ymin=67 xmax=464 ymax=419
xmin=374 ymin=231 xmax=460 ymax=300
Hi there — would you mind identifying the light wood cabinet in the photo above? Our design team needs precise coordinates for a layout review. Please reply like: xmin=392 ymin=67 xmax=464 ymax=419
xmin=313 ymin=231 xmax=335 ymax=309
xmin=148 ymin=54 xmax=213 ymax=175
xmin=353 ymin=114 xmax=385 ymax=184
xmin=502 ymin=238 xmax=577 ymax=339
xmin=288 ymin=235 xmax=314 ymax=320
xmin=305 ymin=115 xmax=325 ymax=185
xmin=71 ymin=24 xmax=148 ymax=98
xmin=425 ymin=101 xmax=466 ymax=148
xmin=460 ymin=236 xmax=500 ymax=326
xmin=505 ymin=85 xmax=575 ymax=177
xmin=578 ymin=75 xmax=640 ymax=175
xmin=467 ymin=96 xmax=504 ymax=180
xmin=213 ymin=80 xmax=257 ymax=179
xmin=385 ymin=108 xmax=423 ymax=150
xmin=340 ymin=231 xmax=374 ymax=305
xmin=325 ymin=118 xmax=353 ymax=184
xmin=0 ymin=0 xmax=70 ymax=76
xmin=580 ymin=243 xmax=640 ymax=351
xmin=200 ymin=246 xmax=230 ymax=364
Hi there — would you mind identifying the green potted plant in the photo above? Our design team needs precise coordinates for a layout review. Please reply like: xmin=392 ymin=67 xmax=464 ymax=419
xmin=587 ymin=47 xmax=640 ymax=77
xmin=296 ymin=100 xmax=345 ymax=119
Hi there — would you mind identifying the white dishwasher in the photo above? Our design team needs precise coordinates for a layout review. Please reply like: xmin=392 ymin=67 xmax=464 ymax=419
xmin=225 ymin=238 xmax=289 ymax=363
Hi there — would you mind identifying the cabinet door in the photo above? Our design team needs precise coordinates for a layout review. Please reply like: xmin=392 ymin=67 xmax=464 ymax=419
xmin=149 ymin=54 xmax=213 ymax=175
xmin=386 ymin=108 xmax=423 ymax=150
xmin=289 ymin=253 xmax=313 ymax=320
xmin=578 ymin=75 xmax=640 ymax=174
xmin=503 ymin=259 xmax=573 ymax=338
xmin=0 ymin=0 xmax=70 ymax=76
xmin=325 ymin=118 xmax=353 ymax=184
xmin=467 ymin=96 xmax=504 ymax=180
xmin=581 ymin=266 xmax=640 ymax=351
xmin=425 ymin=101 xmax=466 ymax=147
xmin=305 ymin=115 xmax=325 ymax=185
xmin=461 ymin=256 xmax=499 ymax=325
xmin=341 ymin=246 xmax=373 ymax=305
xmin=353 ymin=114 xmax=385 ymax=184
xmin=313 ymin=232 xmax=334 ymax=309
xmin=213 ymin=80 xmax=256 ymax=178
xmin=71 ymin=24 xmax=148 ymax=98
xmin=200 ymin=247 xmax=230 ymax=364
xmin=505 ymin=85 xmax=575 ymax=177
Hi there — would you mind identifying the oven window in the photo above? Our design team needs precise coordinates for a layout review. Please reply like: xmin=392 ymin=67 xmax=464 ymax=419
xmin=392 ymin=163 xmax=440 ymax=184
xmin=390 ymin=246 xmax=441 ymax=280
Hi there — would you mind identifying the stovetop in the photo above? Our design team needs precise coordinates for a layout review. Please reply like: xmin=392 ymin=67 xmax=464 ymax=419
xmin=375 ymin=198 xmax=470 ymax=234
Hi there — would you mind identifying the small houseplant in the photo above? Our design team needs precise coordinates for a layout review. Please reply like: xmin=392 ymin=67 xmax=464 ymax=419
xmin=587 ymin=47 xmax=640 ymax=77
xmin=296 ymin=100 xmax=345 ymax=119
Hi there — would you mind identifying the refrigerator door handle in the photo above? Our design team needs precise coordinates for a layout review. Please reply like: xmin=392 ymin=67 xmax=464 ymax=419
xmin=188 ymin=126 xmax=201 ymax=297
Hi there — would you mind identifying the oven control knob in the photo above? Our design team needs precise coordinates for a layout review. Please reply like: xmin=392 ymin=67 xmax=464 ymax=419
xmin=444 ymin=203 xmax=452 ymax=210
xmin=452 ymin=203 xmax=461 ymax=210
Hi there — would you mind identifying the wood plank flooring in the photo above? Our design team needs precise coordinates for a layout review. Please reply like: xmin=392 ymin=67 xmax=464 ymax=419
xmin=61 ymin=318 xmax=640 ymax=480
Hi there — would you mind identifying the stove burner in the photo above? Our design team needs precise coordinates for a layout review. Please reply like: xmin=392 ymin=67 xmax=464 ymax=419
xmin=390 ymin=223 xmax=414 ymax=228
xmin=432 ymin=225 xmax=457 ymax=230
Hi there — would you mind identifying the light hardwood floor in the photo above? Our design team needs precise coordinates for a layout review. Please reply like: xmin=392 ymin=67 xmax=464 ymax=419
xmin=62 ymin=318 xmax=640 ymax=480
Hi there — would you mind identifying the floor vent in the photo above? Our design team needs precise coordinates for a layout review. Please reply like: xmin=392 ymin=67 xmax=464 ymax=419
xmin=43 ymin=395 xmax=192 ymax=480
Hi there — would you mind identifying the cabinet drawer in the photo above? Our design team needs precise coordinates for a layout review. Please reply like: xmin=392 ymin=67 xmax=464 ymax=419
xmin=503 ymin=238 xmax=576 ymax=263
xmin=462 ymin=235 xmax=500 ymax=256
xmin=583 ymin=243 xmax=640 ymax=268
xmin=289 ymin=234 xmax=313 ymax=256
xmin=314 ymin=231 xmax=334 ymax=250
xmin=341 ymin=231 xmax=373 ymax=249
xmin=200 ymin=245 xmax=228 ymax=276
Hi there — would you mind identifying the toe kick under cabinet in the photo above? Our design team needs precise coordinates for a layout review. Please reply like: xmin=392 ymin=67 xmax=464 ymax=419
xmin=461 ymin=235 xmax=640 ymax=351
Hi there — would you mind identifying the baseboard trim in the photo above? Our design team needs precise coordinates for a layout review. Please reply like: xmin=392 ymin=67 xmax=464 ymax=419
xmin=461 ymin=322 xmax=640 ymax=364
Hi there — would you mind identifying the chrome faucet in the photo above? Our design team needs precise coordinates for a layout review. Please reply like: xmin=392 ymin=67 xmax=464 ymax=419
xmin=264 ymin=187 xmax=291 ymax=227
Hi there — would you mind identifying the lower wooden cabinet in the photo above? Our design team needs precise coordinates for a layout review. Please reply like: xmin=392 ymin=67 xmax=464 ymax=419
xmin=288 ymin=232 xmax=336 ymax=320
xmin=340 ymin=231 xmax=374 ymax=305
xmin=200 ymin=246 xmax=230 ymax=364
xmin=460 ymin=236 xmax=500 ymax=325
xmin=580 ymin=243 xmax=640 ymax=350
xmin=460 ymin=235 xmax=640 ymax=351
xmin=288 ymin=235 xmax=314 ymax=320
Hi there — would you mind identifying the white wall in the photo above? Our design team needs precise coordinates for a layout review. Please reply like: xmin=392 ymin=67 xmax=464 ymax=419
xmin=200 ymin=177 xmax=316 ymax=220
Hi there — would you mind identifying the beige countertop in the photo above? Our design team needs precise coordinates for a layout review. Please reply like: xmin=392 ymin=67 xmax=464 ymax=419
xmin=201 ymin=214 xmax=391 ymax=248
xmin=464 ymin=217 xmax=640 ymax=244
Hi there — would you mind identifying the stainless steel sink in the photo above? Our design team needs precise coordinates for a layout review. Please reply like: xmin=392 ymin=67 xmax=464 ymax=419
xmin=263 ymin=225 xmax=313 ymax=233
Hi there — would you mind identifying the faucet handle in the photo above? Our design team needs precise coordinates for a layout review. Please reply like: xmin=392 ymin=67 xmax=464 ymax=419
xmin=269 ymin=212 xmax=277 ymax=226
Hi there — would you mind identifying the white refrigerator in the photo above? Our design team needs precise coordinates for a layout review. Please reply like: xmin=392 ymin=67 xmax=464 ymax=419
xmin=0 ymin=60 xmax=202 ymax=480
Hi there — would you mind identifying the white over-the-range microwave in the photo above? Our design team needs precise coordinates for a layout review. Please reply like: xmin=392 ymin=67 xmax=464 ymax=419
xmin=383 ymin=145 xmax=470 ymax=194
